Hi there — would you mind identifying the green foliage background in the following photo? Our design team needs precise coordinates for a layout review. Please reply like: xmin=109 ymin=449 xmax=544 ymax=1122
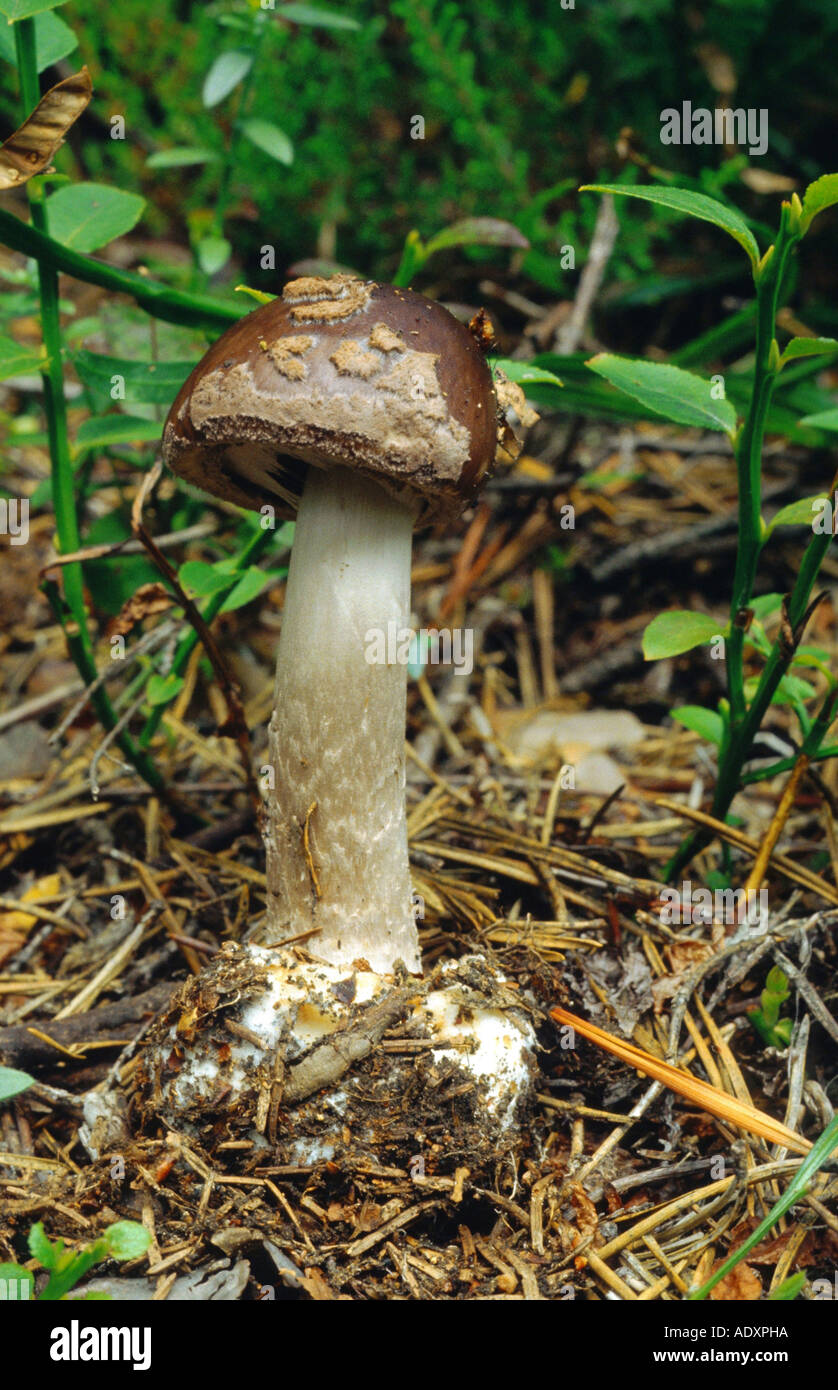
xmin=6 ymin=0 xmax=835 ymax=290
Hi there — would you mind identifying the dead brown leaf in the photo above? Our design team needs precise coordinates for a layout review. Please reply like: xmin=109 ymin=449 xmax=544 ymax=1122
xmin=708 ymin=1261 xmax=763 ymax=1301
xmin=570 ymin=1181 xmax=600 ymax=1242
xmin=0 ymin=68 xmax=92 ymax=191
xmin=107 ymin=583 xmax=173 ymax=638
xmin=651 ymin=939 xmax=713 ymax=1013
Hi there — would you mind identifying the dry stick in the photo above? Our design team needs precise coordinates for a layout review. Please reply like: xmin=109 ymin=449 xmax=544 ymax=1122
xmin=0 ymin=679 xmax=86 ymax=734
xmin=596 ymin=1161 xmax=804 ymax=1264
xmin=107 ymin=847 xmax=202 ymax=976
xmin=130 ymin=461 xmax=260 ymax=819
xmin=554 ymin=192 xmax=619 ymax=355
xmin=38 ymin=522 xmax=217 ymax=570
xmin=655 ymin=795 xmax=838 ymax=904
xmin=438 ymin=500 xmax=492 ymax=621
xmin=772 ymin=946 xmax=838 ymax=1048
xmin=778 ymin=1015 xmax=810 ymax=1162
xmin=53 ymin=914 xmax=151 ymax=1020
xmin=572 ymin=1079 xmax=665 ymax=1187
xmin=49 ymin=620 xmax=178 ymax=747
xmin=532 ymin=567 xmax=558 ymax=700
xmin=0 ymin=982 xmax=173 ymax=1068
xmin=89 ymin=687 xmax=154 ymax=800
xmin=668 ymin=910 xmax=838 ymax=1065
xmin=0 ymin=896 xmax=82 ymax=931
xmin=743 ymin=751 xmax=810 ymax=896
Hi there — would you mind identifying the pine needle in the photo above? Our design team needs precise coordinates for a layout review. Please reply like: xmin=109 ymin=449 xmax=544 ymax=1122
xmin=550 ymin=1004 xmax=811 ymax=1156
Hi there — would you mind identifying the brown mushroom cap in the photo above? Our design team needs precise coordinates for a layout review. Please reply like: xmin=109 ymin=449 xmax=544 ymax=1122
xmin=162 ymin=276 xmax=498 ymax=520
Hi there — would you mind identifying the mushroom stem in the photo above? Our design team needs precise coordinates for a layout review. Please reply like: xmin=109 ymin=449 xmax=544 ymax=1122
xmin=263 ymin=464 xmax=421 ymax=974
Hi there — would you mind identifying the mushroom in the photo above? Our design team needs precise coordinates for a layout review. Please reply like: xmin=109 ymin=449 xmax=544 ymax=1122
xmin=163 ymin=275 xmax=498 ymax=975
xmin=141 ymin=276 xmax=539 ymax=1156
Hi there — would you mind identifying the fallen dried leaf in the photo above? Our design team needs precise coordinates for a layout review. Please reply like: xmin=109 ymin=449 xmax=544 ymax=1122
xmin=107 ymin=583 xmax=173 ymax=638
xmin=708 ymin=1261 xmax=762 ymax=1301
xmin=0 ymin=69 xmax=92 ymax=191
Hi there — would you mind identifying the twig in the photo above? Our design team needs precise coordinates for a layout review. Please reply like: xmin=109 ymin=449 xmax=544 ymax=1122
xmin=130 ymin=461 xmax=261 ymax=818
xmin=89 ymin=687 xmax=150 ymax=800
xmin=39 ymin=522 xmax=217 ymax=574
xmin=667 ymin=911 xmax=838 ymax=1060
xmin=0 ymin=679 xmax=85 ymax=734
xmin=743 ymin=751 xmax=810 ymax=895
xmin=772 ymin=946 xmax=838 ymax=1048
xmin=49 ymin=620 xmax=177 ymax=746
xmin=0 ymin=982 xmax=172 ymax=1068
xmin=554 ymin=192 xmax=618 ymax=354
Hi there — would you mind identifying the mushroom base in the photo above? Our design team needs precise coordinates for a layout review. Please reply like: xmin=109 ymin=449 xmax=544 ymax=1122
xmin=136 ymin=944 xmax=537 ymax=1174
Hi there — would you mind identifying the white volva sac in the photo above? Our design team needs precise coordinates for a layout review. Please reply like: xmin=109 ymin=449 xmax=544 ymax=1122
xmin=144 ymin=945 xmax=537 ymax=1152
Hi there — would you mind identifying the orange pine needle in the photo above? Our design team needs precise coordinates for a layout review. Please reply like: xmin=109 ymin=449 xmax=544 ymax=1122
xmin=550 ymin=1004 xmax=811 ymax=1156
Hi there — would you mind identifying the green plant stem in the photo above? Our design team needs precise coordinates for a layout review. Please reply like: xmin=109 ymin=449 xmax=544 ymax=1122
xmin=666 ymin=212 xmax=806 ymax=881
xmin=666 ymin=516 xmax=834 ymax=875
xmin=15 ymin=19 xmax=163 ymax=795
xmin=726 ymin=224 xmax=795 ymax=727
xmin=742 ymin=742 xmax=838 ymax=784
xmin=139 ymin=525 xmax=277 ymax=747
xmin=0 ymin=207 xmax=240 ymax=331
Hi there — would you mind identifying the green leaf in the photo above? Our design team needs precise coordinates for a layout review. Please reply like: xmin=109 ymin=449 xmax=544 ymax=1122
xmin=643 ymin=610 xmax=722 ymax=660
xmin=0 ymin=8 xmax=76 ymax=70
xmin=103 ymin=1220 xmax=151 ymax=1260
xmin=28 ymin=1222 xmax=56 ymax=1270
xmin=73 ymin=352 xmax=196 ymax=407
xmin=587 ymin=354 xmax=738 ymax=435
xmin=765 ymin=965 xmax=790 ymax=999
xmin=234 ymin=284 xmax=277 ymax=305
xmin=756 ymin=671 xmax=817 ymax=706
xmin=799 ymin=408 xmax=838 ymax=432
xmin=0 ymin=334 xmax=42 ymax=380
xmin=178 ymin=560 xmax=231 ymax=598
xmin=147 ymin=147 xmax=219 ymax=170
xmin=0 ymin=1262 xmax=34 ymax=1299
xmin=74 ymin=415 xmax=162 ymax=451
xmin=800 ymin=174 xmax=838 ymax=234
xmin=0 ymin=0 xmax=68 ymax=18
xmin=671 ymin=706 xmax=725 ymax=747
xmin=778 ymin=336 xmax=838 ymax=368
xmin=145 ymin=674 xmax=185 ymax=707
xmin=220 ymin=566 xmax=277 ymax=613
xmin=424 ymin=217 xmax=529 ymax=256
xmin=750 ymin=593 xmax=784 ymax=621
xmin=580 ymin=183 xmax=760 ymax=269
xmin=241 ymin=118 xmax=293 ymax=166
xmin=766 ymin=495 xmax=828 ymax=533
xmin=44 ymin=184 xmax=145 ymax=253
xmin=196 ymin=236 xmax=232 ymax=276
xmin=772 ymin=1018 xmax=793 ymax=1046
xmin=768 ymin=1272 xmax=806 ymax=1301
xmin=0 ymin=1065 xmax=34 ymax=1102
xmin=202 ymin=50 xmax=253 ymax=107
xmin=278 ymin=3 xmax=361 ymax=28
xmin=493 ymin=358 xmax=563 ymax=389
